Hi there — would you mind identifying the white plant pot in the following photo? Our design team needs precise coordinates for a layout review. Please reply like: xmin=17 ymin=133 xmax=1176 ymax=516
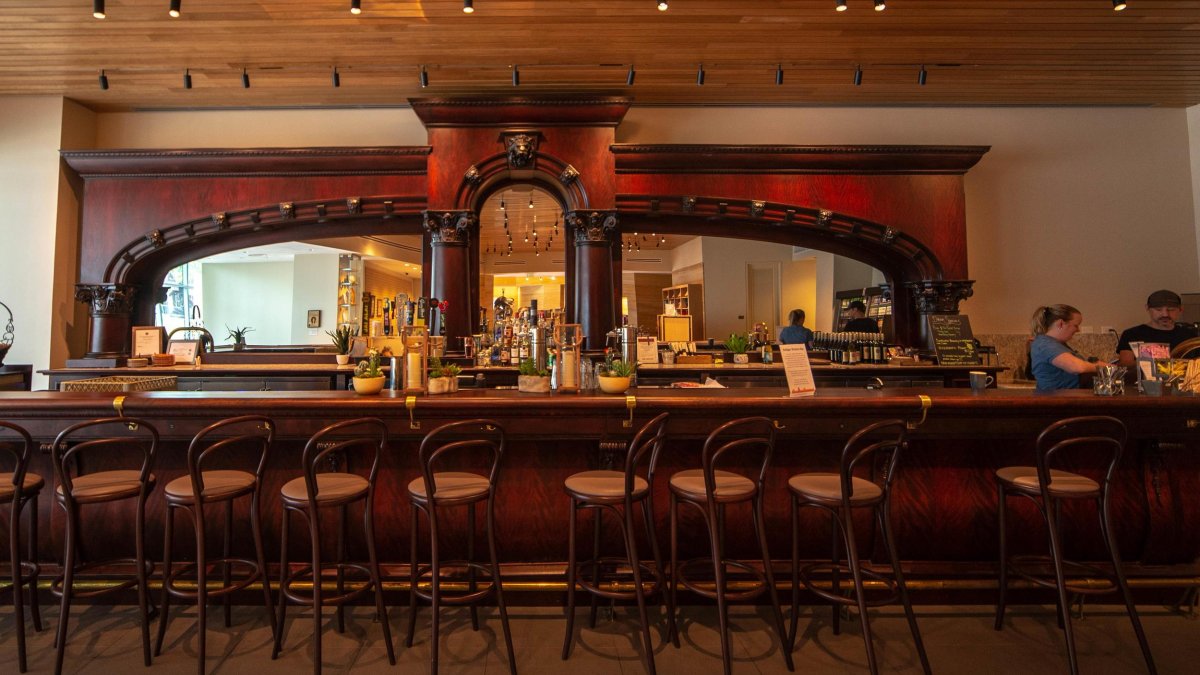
xmin=428 ymin=377 xmax=451 ymax=395
xmin=518 ymin=375 xmax=551 ymax=393
xmin=733 ymin=353 xmax=750 ymax=364
xmin=336 ymin=354 xmax=351 ymax=366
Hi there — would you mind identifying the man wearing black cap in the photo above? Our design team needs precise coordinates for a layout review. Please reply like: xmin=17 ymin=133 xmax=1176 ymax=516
xmin=1115 ymin=290 xmax=1197 ymax=367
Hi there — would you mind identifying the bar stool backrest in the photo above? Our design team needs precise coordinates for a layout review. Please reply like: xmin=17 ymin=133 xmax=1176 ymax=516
xmin=418 ymin=419 xmax=505 ymax=502
xmin=628 ymin=412 xmax=670 ymax=497
xmin=841 ymin=419 xmax=908 ymax=503
xmin=301 ymin=417 xmax=387 ymax=509
xmin=1034 ymin=415 xmax=1126 ymax=497
xmin=0 ymin=421 xmax=34 ymax=496
xmin=187 ymin=415 xmax=275 ymax=501
xmin=702 ymin=416 xmax=776 ymax=502
xmin=52 ymin=417 xmax=159 ymax=497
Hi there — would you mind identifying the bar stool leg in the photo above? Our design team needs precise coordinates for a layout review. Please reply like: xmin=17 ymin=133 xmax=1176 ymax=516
xmin=561 ymin=498 xmax=579 ymax=660
xmin=994 ymin=482 xmax=1008 ymax=630
xmin=467 ymin=503 xmax=479 ymax=631
xmin=222 ymin=500 xmax=233 ymax=628
xmin=789 ymin=495 xmax=800 ymax=651
xmin=486 ymin=496 xmax=518 ymax=675
xmin=831 ymin=510 xmax=842 ymax=636
xmin=250 ymin=488 xmax=277 ymax=645
xmin=134 ymin=493 xmax=153 ymax=668
xmin=429 ymin=509 xmax=442 ymax=675
xmin=588 ymin=507 xmax=602 ymax=629
xmin=154 ymin=506 xmax=175 ymax=656
xmin=878 ymin=506 xmax=930 ymax=675
xmin=54 ymin=501 xmax=79 ymax=675
xmin=196 ymin=505 xmax=209 ymax=675
xmin=1043 ymin=497 xmax=1079 ymax=675
xmin=640 ymin=496 xmax=667 ymax=613
xmin=1100 ymin=496 xmax=1157 ymax=674
xmin=363 ymin=495 xmax=396 ymax=665
xmin=703 ymin=503 xmax=733 ymax=675
xmin=623 ymin=500 xmax=656 ymax=675
xmin=842 ymin=507 xmax=879 ymax=675
xmin=27 ymin=494 xmax=43 ymax=632
xmin=666 ymin=493 xmax=680 ymax=648
xmin=10 ymin=497 xmax=28 ymax=673
xmin=272 ymin=508 xmax=290 ymax=659
xmin=753 ymin=495 xmax=794 ymax=672
xmin=309 ymin=514 xmax=324 ymax=675
xmin=405 ymin=506 xmax=419 ymax=648
xmin=335 ymin=505 xmax=347 ymax=634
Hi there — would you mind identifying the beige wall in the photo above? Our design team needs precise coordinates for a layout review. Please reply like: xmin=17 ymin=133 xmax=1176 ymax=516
xmin=97 ymin=109 xmax=425 ymax=148
xmin=621 ymin=107 xmax=1199 ymax=335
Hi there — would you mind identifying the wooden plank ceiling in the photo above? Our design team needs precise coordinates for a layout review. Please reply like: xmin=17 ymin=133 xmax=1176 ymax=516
xmin=1 ymin=1 xmax=1199 ymax=111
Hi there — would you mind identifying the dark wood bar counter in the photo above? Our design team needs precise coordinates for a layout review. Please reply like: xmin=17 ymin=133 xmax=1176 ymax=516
xmin=3 ymin=388 xmax=1197 ymax=600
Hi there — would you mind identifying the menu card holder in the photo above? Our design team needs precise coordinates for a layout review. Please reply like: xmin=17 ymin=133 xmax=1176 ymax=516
xmin=779 ymin=344 xmax=816 ymax=397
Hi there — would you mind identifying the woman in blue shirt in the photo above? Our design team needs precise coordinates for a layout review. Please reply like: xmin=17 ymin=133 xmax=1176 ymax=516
xmin=1029 ymin=304 xmax=1099 ymax=391
xmin=778 ymin=309 xmax=814 ymax=348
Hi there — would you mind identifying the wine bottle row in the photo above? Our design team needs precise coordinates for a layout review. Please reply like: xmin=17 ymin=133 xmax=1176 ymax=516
xmin=813 ymin=331 xmax=888 ymax=365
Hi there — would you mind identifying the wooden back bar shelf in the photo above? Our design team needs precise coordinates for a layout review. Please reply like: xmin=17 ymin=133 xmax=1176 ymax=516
xmin=2 ymin=388 xmax=1197 ymax=600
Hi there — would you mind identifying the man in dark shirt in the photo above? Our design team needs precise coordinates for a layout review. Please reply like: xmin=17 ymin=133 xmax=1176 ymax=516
xmin=1116 ymin=289 xmax=1197 ymax=367
xmin=842 ymin=300 xmax=880 ymax=333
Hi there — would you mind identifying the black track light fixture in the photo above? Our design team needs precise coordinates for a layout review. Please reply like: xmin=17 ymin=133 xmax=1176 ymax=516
xmin=626 ymin=64 xmax=636 ymax=86
xmin=836 ymin=0 xmax=847 ymax=11
xmin=419 ymin=65 xmax=429 ymax=88
xmin=853 ymin=65 xmax=862 ymax=86
xmin=696 ymin=63 xmax=705 ymax=86
xmin=512 ymin=64 xmax=520 ymax=86
xmin=775 ymin=63 xmax=784 ymax=85
xmin=183 ymin=69 xmax=192 ymax=89
xmin=241 ymin=68 xmax=250 ymax=88
xmin=875 ymin=0 xmax=886 ymax=11
xmin=169 ymin=0 xmax=181 ymax=18
xmin=658 ymin=1 xmax=669 ymax=10
xmin=918 ymin=65 xmax=927 ymax=86
xmin=528 ymin=194 xmax=534 ymax=209
xmin=331 ymin=67 xmax=340 ymax=88
xmin=350 ymin=0 xmax=362 ymax=14
xmin=98 ymin=69 xmax=109 ymax=90
xmin=1113 ymin=1 xmax=1127 ymax=10
xmin=463 ymin=0 xmax=474 ymax=14
xmin=93 ymin=0 xmax=105 ymax=19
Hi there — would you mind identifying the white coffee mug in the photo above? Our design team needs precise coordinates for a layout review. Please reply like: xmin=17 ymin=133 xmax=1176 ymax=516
xmin=968 ymin=370 xmax=994 ymax=391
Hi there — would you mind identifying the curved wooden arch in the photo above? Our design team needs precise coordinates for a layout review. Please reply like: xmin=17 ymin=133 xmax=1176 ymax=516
xmin=453 ymin=149 xmax=589 ymax=212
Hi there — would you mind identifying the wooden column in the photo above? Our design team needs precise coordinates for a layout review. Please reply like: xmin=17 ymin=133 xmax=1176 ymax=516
xmin=423 ymin=211 xmax=478 ymax=341
xmin=903 ymin=280 xmax=976 ymax=352
xmin=74 ymin=283 xmax=136 ymax=359
xmin=567 ymin=211 xmax=619 ymax=350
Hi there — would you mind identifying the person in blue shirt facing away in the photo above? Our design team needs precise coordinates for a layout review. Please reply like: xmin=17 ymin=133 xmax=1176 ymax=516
xmin=1029 ymin=304 xmax=1100 ymax=391
xmin=778 ymin=309 xmax=814 ymax=348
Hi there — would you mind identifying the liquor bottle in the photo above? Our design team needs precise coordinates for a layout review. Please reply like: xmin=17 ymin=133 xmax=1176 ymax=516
xmin=849 ymin=333 xmax=862 ymax=365
xmin=383 ymin=298 xmax=392 ymax=336
xmin=415 ymin=297 xmax=427 ymax=327
xmin=361 ymin=292 xmax=371 ymax=336
xmin=509 ymin=334 xmax=520 ymax=365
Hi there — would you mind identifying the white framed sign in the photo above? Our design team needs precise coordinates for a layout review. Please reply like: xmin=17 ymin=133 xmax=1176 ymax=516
xmin=131 ymin=326 xmax=164 ymax=357
xmin=779 ymin=343 xmax=816 ymax=397
xmin=636 ymin=336 xmax=660 ymax=365
xmin=166 ymin=339 xmax=200 ymax=365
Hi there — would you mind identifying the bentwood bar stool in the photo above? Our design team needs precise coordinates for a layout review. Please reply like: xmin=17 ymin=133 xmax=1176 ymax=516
xmin=155 ymin=415 xmax=278 ymax=675
xmin=994 ymin=416 xmax=1156 ymax=675
xmin=51 ymin=416 xmax=159 ymax=675
xmin=406 ymin=419 xmax=517 ymax=675
xmin=273 ymin=417 xmax=395 ymax=675
xmin=666 ymin=416 xmax=794 ymax=675
xmin=561 ymin=412 xmax=670 ymax=675
xmin=1 ymin=421 xmax=43 ymax=673
xmin=787 ymin=419 xmax=930 ymax=675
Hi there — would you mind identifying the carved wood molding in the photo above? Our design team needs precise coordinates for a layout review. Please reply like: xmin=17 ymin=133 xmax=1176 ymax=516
xmin=61 ymin=146 xmax=431 ymax=178
xmin=566 ymin=210 xmax=619 ymax=244
xmin=75 ymin=283 xmax=135 ymax=316
xmin=423 ymin=211 xmax=479 ymax=245
xmin=904 ymin=280 xmax=976 ymax=314
xmin=611 ymin=144 xmax=990 ymax=175
xmin=409 ymin=97 xmax=632 ymax=128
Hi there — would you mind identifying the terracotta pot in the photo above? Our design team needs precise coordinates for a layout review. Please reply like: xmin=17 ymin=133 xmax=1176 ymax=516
xmin=428 ymin=377 xmax=451 ymax=395
xmin=518 ymin=375 xmax=551 ymax=393
xmin=352 ymin=375 xmax=386 ymax=396
xmin=336 ymin=354 xmax=351 ymax=366
xmin=449 ymin=377 xmax=460 ymax=393
xmin=597 ymin=375 xmax=631 ymax=394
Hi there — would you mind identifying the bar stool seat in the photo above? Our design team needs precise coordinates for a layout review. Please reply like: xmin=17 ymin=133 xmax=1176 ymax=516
xmin=788 ymin=472 xmax=882 ymax=504
xmin=279 ymin=472 xmax=368 ymax=504
xmin=407 ymin=471 xmax=490 ymax=501
xmin=0 ymin=472 xmax=44 ymax=500
xmin=995 ymin=465 xmax=1099 ymax=495
xmin=668 ymin=468 xmax=754 ymax=499
xmin=564 ymin=470 xmax=648 ymax=500
xmin=55 ymin=469 xmax=154 ymax=503
xmin=163 ymin=469 xmax=255 ymax=501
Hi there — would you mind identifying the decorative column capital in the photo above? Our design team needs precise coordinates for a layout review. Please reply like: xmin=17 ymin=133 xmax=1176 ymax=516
xmin=75 ymin=283 xmax=136 ymax=316
xmin=566 ymin=210 xmax=619 ymax=245
xmin=903 ymin=280 xmax=975 ymax=314
xmin=423 ymin=211 xmax=479 ymax=245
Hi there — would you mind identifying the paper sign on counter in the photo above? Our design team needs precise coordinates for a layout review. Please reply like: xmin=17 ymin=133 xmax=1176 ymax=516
xmin=636 ymin=336 xmax=660 ymax=365
xmin=779 ymin=344 xmax=816 ymax=397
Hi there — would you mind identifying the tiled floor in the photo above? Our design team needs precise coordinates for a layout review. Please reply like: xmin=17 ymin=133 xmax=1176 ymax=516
xmin=1 ymin=600 xmax=1196 ymax=673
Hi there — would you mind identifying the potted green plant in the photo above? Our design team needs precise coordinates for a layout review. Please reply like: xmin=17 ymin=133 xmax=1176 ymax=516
xmin=427 ymin=356 xmax=463 ymax=394
xmin=326 ymin=325 xmax=357 ymax=365
xmin=597 ymin=353 xmax=636 ymax=394
xmin=725 ymin=332 xmax=751 ymax=364
xmin=225 ymin=325 xmax=254 ymax=351
xmin=352 ymin=349 xmax=386 ymax=395
xmin=517 ymin=358 xmax=551 ymax=393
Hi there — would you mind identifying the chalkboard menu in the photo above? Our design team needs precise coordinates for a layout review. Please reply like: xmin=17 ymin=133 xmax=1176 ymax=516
xmin=927 ymin=314 xmax=980 ymax=365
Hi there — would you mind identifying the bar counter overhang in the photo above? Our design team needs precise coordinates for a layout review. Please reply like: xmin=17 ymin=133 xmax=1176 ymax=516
xmin=3 ymin=387 xmax=1198 ymax=600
